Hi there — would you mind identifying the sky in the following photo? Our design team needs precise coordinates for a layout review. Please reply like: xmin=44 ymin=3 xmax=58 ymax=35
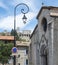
xmin=0 ymin=0 xmax=58 ymax=32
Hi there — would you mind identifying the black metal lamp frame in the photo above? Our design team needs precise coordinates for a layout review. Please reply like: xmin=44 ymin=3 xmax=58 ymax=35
xmin=14 ymin=3 xmax=29 ymax=65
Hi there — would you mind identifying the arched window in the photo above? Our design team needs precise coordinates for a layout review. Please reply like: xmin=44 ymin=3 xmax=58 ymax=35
xmin=41 ymin=18 xmax=47 ymax=32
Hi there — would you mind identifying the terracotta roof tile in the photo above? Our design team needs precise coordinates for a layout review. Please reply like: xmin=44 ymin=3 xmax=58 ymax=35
xmin=0 ymin=36 xmax=14 ymax=40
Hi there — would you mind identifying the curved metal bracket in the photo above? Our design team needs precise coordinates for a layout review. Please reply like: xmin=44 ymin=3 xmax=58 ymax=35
xmin=14 ymin=3 xmax=29 ymax=14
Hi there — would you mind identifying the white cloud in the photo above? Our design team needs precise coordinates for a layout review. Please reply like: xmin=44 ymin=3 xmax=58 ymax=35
xmin=22 ymin=0 xmax=38 ymax=12
xmin=11 ymin=0 xmax=38 ymax=13
xmin=0 ymin=16 xmax=14 ymax=30
xmin=0 ymin=2 xmax=8 ymax=10
xmin=0 ymin=12 xmax=36 ymax=31
xmin=11 ymin=0 xmax=23 ymax=6
xmin=0 ymin=0 xmax=38 ymax=31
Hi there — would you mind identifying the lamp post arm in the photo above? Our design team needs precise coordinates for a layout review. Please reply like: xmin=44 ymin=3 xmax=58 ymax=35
xmin=14 ymin=3 xmax=29 ymax=14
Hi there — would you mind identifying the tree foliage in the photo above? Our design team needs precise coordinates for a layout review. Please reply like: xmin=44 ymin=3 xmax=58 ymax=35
xmin=11 ymin=29 xmax=19 ymax=40
xmin=0 ymin=41 xmax=13 ymax=65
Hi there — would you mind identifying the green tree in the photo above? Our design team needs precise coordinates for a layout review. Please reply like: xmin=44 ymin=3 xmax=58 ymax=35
xmin=1 ymin=32 xmax=5 ymax=36
xmin=0 ymin=41 xmax=13 ymax=65
xmin=11 ymin=29 xmax=19 ymax=40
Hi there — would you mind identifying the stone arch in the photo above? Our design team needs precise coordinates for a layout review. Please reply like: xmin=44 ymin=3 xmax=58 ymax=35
xmin=40 ymin=44 xmax=47 ymax=56
xmin=41 ymin=17 xmax=47 ymax=32
xmin=40 ymin=44 xmax=48 ymax=65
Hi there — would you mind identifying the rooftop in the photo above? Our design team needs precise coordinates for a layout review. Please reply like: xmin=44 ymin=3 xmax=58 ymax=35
xmin=16 ymin=41 xmax=30 ymax=46
xmin=0 ymin=36 xmax=14 ymax=40
xmin=36 ymin=6 xmax=58 ymax=19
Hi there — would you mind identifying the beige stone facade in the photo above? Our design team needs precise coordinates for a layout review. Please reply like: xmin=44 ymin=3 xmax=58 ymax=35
xmin=10 ymin=41 xmax=30 ymax=65
xmin=19 ymin=30 xmax=31 ymax=42
xmin=16 ymin=41 xmax=30 ymax=65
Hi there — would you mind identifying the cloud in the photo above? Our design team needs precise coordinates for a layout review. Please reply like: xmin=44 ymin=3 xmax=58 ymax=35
xmin=0 ymin=1 xmax=8 ymax=10
xmin=20 ymin=0 xmax=38 ymax=12
xmin=0 ymin=0 xmax=38 ymax=31
xmin=11 ymin=0 xmax=38 ymax=13
xmin=0 ymin=16 xmax=14 ymax=30
xmin=11 ymin=0 xmax=23 ymax=6
xmin=0 ymin=12 xmax=36 ymax=31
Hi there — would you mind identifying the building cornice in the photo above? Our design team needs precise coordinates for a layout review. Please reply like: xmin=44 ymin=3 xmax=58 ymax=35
xmin=36 ymin=6 xmax=58 ymax=19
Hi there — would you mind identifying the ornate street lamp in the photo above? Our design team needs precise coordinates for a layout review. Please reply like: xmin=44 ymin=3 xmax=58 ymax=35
xmin=22 ymin=14 xmax=27 ymax=24
xmin=14 ymin=3 xmax=29 ymax=65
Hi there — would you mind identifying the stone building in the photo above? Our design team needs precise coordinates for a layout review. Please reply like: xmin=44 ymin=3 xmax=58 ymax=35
xmin=15 ymin=30 xmax=31 ymax=65
xmin=0 ymin=36 xmax=14 ymax=43
xmin=29 ymin=6 xmax=58 ymax=65
xmin=16 ymin=41 xmax=30 ymax=65
xmin=19 ymin=30 xmax=31 ymax=42
xmin=0 ymin=30 xmax=31 ymax=65
xmin=29 ymin=24 xmax=39 ymax=65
